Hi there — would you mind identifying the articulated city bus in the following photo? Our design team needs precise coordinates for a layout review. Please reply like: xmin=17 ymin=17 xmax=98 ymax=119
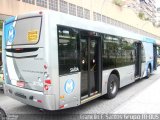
xmin=2 ymin=11 xmax=157 ymax=110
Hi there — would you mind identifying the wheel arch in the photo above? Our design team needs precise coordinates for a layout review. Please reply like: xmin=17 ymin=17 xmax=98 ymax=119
xmin=148 ymin=63 xmax=151 ymax=71
xmin=147 ymin=62 xmax=152 ymax=73
xmin=110 ymin=69 xmax=120 ymax=88
xmin=145 ymin=62 xmax=152 ymax=78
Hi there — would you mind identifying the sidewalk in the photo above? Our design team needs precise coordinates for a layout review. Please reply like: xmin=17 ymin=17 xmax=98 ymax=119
xmin=113 ymin=67 xmax=160 ymax=114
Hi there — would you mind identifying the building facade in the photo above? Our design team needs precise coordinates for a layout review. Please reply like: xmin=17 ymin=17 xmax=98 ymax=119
xmin=153 ymin=0 xmax=160 ymax=26
xmin=0 ymin=0 xmax=160 ymax=40
xmin=139 ymin=0 xmax=156 ymax=20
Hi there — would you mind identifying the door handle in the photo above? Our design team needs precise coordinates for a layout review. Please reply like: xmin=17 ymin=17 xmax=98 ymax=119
xmin=82 ymin=60 xmax=85 ymax=64
xmin=92 ymin=59 xmax=95 ymax=63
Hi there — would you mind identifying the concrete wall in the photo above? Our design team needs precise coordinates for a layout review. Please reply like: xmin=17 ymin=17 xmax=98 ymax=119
xmin=0 ymin=0 xmax=46 ymax=16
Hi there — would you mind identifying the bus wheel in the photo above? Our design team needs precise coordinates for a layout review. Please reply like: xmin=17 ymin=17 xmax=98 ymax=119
xmin=146 ymin=67 xmax=151 ymax=79
xmin=0 ymin=108 xmax=7 ymax=120
xmin=104 ymin=74 xmax=119 ymax=99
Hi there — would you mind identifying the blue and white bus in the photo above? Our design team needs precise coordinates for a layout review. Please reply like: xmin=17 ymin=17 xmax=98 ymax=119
xmin=2 ymin=11 xmax=157 ymax=110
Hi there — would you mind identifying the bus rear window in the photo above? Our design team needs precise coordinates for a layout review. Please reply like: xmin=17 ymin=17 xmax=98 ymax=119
xmin=5 ymin=16 xmax=42 ymax=46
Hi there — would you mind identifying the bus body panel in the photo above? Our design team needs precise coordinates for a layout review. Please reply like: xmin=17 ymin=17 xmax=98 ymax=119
xmin=3 ymin=12 xmax=58 ymax=110
xmin=102 ymin=70 xmax=111 ymax=95
xmin=142 ymin=39 xmax=155 ymax=77
xmin=59 ymin=73 xmax=80 ymax=109
xmin=4 ymin=84 xmax=56 ymax=110
xmin=102 ymin=65 xmax=135 ymax=95
xmin=47 ymin=15 xmax=59 ymax=110
xmin=3 ymin=14 xmax=46 ymax=92
xmin=117 ymin=65 xmax=135 ymax=88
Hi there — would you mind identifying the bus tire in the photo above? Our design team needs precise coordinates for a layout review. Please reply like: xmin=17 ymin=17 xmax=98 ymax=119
xmin=0 ymin=107 xmax=7 ymax=120
xmin=146 ymin=67 xmax=151 ymax=79
xmin=104 ymin=74 xmax=119 ymax=99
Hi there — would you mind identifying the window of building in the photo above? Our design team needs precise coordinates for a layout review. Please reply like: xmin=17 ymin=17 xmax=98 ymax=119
xmin=77 ymin=6 xmax=83 ymax=18
xmin=107 ymin=17 xmax=111 ymax=24
xmin=84 ymin=9 xmax=90 ymax=19
xmin=60 ymin=0 xmax=68 ymax=13
xmin=157 ymin=7 xmax=160 ymax=12
xmin=36 ymin=0 xmax=47 ymax=8
xmin=93 ymin=12 xmax=96 ymax=21
xmin=97 ymin=13 xmax=101 ymax=21
xmin=102 ymin=15 xmax=106 ymax=23
xmin=93 ymin=12 xmax=101 ymax=21
xmin=69 ymin=3 xmax=76 ymax=16
xmin=58 ymin=26 xmax=79 ymax=75
xmin=22 ymin=0 xmax=35 ymax=4
xmin=49 ymin=0 xmax=58 ymax=11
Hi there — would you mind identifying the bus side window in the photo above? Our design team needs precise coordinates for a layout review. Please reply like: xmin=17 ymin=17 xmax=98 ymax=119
xmin=58 ymin=26 xmax=79 ymax=75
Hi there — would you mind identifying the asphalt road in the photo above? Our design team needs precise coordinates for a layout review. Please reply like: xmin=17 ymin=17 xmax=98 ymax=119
xmin=0 ymin=67 xmax=160 ymax=120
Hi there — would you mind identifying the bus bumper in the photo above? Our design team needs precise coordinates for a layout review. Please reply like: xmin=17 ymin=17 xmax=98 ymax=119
xmin=4 ymin=84 xmax=56 ymax=110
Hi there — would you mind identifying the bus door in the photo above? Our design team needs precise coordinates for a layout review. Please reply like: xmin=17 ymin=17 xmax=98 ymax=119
xmin=80 ymin=31 xmax=101 ymax=99
xmin=153 ymin=45 xmax=157 ymax=70
xmin=135 ymin=42 xmax=142 ymax=77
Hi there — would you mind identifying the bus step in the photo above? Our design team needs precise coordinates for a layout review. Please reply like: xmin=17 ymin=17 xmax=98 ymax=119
xmin=81 ymin=93 xmax=101 ymax=105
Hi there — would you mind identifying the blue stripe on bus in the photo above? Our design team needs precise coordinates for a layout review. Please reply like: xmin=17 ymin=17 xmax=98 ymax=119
xmin=142 ymin=37 xmax=156 ymax=44
xmin=3 ymin=16 xmax=16 ymax=84
xmin=5 ymin=16 xmax=16 ymax=24
xmin=4 ymin=16 xmax=16 ymax=43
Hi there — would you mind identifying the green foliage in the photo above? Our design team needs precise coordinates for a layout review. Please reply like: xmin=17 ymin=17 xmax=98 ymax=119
xmin=0 ymin=36 xmax=2 ymax=51
xmin=145 ymin=17 xmax=149 ymax=21
xmin=122 ymin=44 xmax=134 ymax=50
xmin=113 ymin=0 xmax=124 ymax=7
xmin=0 ymin=20 xmax=3 ymax=51
xmin=0 ymin=20 xmax=3 ymax=30
xmin=138 ymin=12 xmax=145 ymax=20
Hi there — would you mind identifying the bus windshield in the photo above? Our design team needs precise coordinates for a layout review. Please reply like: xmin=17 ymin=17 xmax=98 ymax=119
xmin=5 ymin=16 xmax=42 ymax=46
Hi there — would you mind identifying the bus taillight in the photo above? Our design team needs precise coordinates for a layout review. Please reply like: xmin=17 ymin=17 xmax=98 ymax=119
xmin=37 ymin=100 xmax=42 ymax=103
xmin=44 ymin=79 xmax=51 ymax=91
xmin=45 ymin=79 xmax=51 ymax=85
xmin=59 ymin=105 xmax=64 ymax=109
xmin=44 ymin=64 xmax=47 ymax=69
xmin=44 ymin=85 xmax=49 ymax=91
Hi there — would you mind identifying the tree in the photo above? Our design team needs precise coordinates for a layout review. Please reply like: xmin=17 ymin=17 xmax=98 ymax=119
xmin=0 ymin=20 xmax=3 ymax=30
xmin=138 ymin=12 xmax=145 ymax=20
xmin=113 ymin=0 xmax=124 ymax=7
